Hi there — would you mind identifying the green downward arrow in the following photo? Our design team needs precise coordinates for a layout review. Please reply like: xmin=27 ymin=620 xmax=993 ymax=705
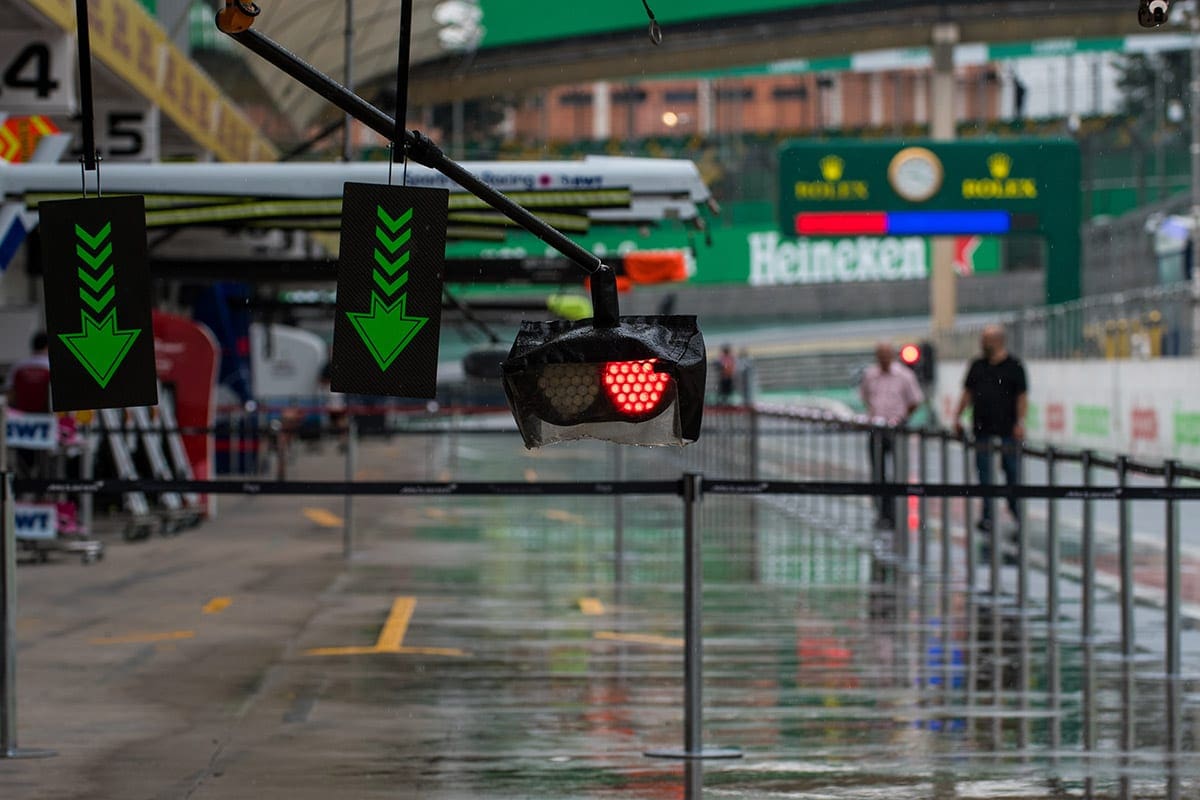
xmin=346 ymin=292 xmax=428 ymax=372
xmin=59 ymin=310 xmax=141 ymax=388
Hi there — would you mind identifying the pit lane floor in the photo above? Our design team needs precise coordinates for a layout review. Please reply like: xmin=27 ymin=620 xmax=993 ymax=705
xmin=2 ymin=431 xmax=1197 ymax=799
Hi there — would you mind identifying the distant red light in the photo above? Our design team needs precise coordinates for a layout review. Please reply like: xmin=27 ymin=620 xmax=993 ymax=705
xmin=900 ymin=344 xmax=921 ymax=365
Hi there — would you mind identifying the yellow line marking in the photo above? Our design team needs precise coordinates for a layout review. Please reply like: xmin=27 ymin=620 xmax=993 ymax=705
xmin=202 ymin=596 xmax=233 ymax=615
xmin=544 ymin=508 xmax=585 ymax=525
xmin=394 ymin=646 xmax=468 ymax=657
xmin=594 ymin=631 xmax=684 ymax=648
xmin=303 ymin=508 xmax=343 ymax=528
xmin=305 ymin=597 xmax=465 ymax=657
xmin=91 ymin=630 xmax=196 ymax=645
xmin=305 ymin=644 xmax=380 ymax=656
xmin=375 ymin=597 xmax=416 ymax=651
xmin=578 ymin=597 xmax=606 ymax=616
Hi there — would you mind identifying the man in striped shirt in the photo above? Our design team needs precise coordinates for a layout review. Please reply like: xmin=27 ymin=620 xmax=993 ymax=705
xmin=860 ymin=342 xmax=923 ymax=529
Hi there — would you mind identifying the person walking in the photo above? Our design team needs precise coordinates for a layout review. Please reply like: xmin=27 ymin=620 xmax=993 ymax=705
xmin=952 ymin=324 xmax=1028 ymax=533
xmin=5 ymin=330 xmax=51 ymax=413
xmin=860 ymin=342 xmax=923 ymax=529
xmin=4 ymin=330 xmax=53 ymax=479
xmin=716 ymin=344 xmax=737 ymax=405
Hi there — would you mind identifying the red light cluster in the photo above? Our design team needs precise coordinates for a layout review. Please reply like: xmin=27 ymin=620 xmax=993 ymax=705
xmin=900 ymin=344 xmax=921 ymax=365
xmin=604 ymin=359 xmax=670 ymax=417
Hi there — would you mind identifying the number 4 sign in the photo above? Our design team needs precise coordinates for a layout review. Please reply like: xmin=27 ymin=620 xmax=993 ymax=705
xmin=0 ymin=33 xmax=76 ymax=115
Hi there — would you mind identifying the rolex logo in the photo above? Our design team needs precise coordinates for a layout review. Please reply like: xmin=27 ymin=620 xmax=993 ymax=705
xmin=819 ymin=155 xmax=845 ymax=182
xmin=987 ymin=152 xmax=1012 ymax=180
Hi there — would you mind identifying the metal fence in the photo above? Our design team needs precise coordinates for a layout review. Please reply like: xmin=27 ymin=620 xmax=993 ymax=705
xmin=9 ymin=401 xmax=1200 ymax=797
xmin=937 ymin=282 xmax=1195 ymax=360
xmin=397 ymin=403 xmax=1200 ymax=799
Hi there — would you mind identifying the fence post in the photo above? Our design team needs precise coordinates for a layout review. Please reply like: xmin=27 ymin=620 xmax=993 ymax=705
xmin=645 ymin=473 xmax=740 ymax=761
xmin=1015 ymin=440 xmax=1029 ymax=752
xmin=892 ymin=428 xmax=908 ymax=563
xmin=962 ymin=436 xmax=978 ymax=712
xmin=938 ymin=432 xmax=953 ymax=701
xmin=1116 ymin=455 xmax=1134 ymax=800
xmin=1081 ymin=450 xmax=1097 ymax=798
xmin=343 ymin=415 xmax=357 ymax=561
xmin=1046 ymin=446 xmax=1061 ymax=754
xmin=1165 ymin=459 xmax=1181 ymax=800
xmin=1 ymin=472 xmax=55 ymax=759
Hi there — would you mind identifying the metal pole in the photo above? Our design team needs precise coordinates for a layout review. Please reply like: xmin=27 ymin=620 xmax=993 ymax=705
xmin=645 ymin=474 xmax=739 ymax=761
xmin=79 ymin=425 xmax=94 ymax=537
xmin=1081 ymin=450 xmax=1097 ymax=796
xmin=917 ymin=429 xmax=929 ymax=693
xmin=871 ymin=428 xmax=884 ymax=528
xmin=837 ymin=425 xmax=847 ymax=529
xmin=963 ymin=436 xmax=978 ymax=712
xmin=683 ymin=472 xmax=703 ymax=756
xmin=1116 ymin=455 xmax=1134 ymax=800
xmin=987 ymin=439 xmax=1002 ymax=737
xmin=1 ymin=473 xmax=55 ymax=759
xmin=894 ymin=430 xmax=908 ymax=562
xmin=224 ymin=27 xmax=603 ymax=276
xmin=0 ymin=402 xmax=6 ymax=473
xmin=1046 ymin=446 xmax=1061 ymax=754
xmin=1165 ymin=460 xmax=1182 ymax=800
xmin=918 ymin=428 xmax=929 ymax=576
xmin=75 ymin=0 xmax=98 ymax=171
xmin=1191 ymin=9 xmax=1200 ymax=346
xmin=395 ymin=0 xmax=413 ymax=156
xmin=1 ymin=473 xmax=13 ymax=754
xmin=939 ymin=433 xmax=952 ymax=701
xmin=1015 ymin=441 xmax=1029 ymax=752
xmin=342 ymin=0 xmax=354 ymax=161
xmin=343 ymin=415 xmax=357 ymax=560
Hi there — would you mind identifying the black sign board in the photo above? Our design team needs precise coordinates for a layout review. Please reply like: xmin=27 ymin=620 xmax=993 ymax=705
xmin=39 ymin=195 xmax=157 ymax=411
xmin=332 ymin=183 xmax=447 ymax=398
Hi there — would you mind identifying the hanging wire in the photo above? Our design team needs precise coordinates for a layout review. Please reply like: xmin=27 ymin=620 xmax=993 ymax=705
xmin=641 ymin=0 xmax=662 ymax=45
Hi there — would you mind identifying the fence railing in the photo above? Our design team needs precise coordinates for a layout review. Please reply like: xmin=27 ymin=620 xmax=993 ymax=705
xmin=936 ymin=281 xmax=1195 ymax=361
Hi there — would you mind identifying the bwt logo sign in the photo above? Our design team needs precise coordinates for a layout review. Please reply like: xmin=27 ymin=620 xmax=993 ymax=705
xmin=14 ymin=504 xmax=56 ymax=540
xmin=5 ymin=414 xmax=58 ymax=450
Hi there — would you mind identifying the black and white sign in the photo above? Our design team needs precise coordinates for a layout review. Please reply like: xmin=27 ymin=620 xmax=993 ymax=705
xmin=69 ymin=106 xmax=160 ymax=163
xmin=13 ymin=503 xmax=57 ymax=541
xmin=0 ymin=33 xmax=76 ymax=115
xmin=5 ymin=410 xmax=58 ymax=450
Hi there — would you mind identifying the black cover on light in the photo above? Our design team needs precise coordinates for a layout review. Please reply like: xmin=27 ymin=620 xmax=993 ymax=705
xmin=501 ymin=315 xmax=706 ymax=448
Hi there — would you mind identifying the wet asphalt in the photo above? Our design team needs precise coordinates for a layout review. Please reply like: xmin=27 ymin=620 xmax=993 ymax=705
xmin=2 ymin=427 xmax=1198 ymax=799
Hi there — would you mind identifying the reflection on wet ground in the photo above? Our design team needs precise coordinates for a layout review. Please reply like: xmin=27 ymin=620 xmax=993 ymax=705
xmin=281 ymin=428 xmax=1198 ymax=799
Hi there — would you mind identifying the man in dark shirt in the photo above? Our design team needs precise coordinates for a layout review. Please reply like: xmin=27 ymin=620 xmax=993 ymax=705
xmin=952 ymin=325 xmax=1028 ymax=532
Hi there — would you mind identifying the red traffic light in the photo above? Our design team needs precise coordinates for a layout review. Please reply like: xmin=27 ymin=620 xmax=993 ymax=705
xmin=534 ymin=359 xmax=676 ymax=426
xmin=900 ymin=343 xmax=921 ymax=365
xmin=604 ymin=359 xmax=672 ymax=418
xmin=502 ymin=316 xmax=705 ymax=448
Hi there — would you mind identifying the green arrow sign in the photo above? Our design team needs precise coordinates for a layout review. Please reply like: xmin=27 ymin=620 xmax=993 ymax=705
xmin=345 ymin=204 xmax=428 ymax=370
xmin=39 ymin=196 xmax=157 ymax=410
xmin=332 ymin=183 xmax=447 ymax=398
xmin=60 ymin=221 xmax=140 ymax=387
xmin=346 ymin=293 xmax=428 ymax=372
